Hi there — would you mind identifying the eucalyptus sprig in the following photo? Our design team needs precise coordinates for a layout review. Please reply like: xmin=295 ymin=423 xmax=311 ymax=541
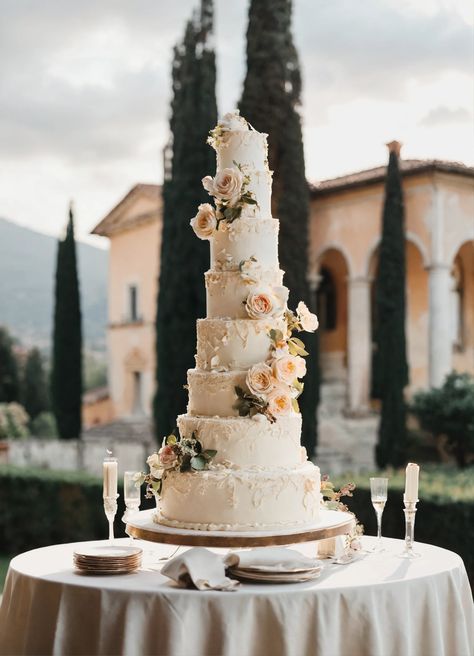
xmin=233 ymin=386 xmax=275 ymax=423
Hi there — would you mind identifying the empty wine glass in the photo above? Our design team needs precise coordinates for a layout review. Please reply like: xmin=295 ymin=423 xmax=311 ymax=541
xmin=123 ymin=471 xmax=141 ymax=523
xmin=369 ymin=477 xmax=388 ymax=552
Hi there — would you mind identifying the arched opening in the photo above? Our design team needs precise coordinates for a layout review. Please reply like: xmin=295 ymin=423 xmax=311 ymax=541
xmin=316 ymin=248 xmax=349 ymax=382
xmin=452 ymin=240 xmax=474 ymax=376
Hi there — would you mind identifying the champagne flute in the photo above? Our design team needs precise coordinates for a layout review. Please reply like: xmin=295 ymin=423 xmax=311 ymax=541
xmin=369 ymin=477 xmax=388 ymax=552
xmin=123 ymin=471 xmax=141 ymax=523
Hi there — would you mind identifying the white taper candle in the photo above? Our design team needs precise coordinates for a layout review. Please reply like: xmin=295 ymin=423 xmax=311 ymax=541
xmin=404 ymin=463 xmax=419 ymax=502
xmin=103 ymin=456 xmax=118 ymax=499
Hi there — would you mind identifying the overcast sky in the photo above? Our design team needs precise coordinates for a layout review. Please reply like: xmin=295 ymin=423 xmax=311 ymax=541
xmin=1 ymin=0 xmax=472 ymax=247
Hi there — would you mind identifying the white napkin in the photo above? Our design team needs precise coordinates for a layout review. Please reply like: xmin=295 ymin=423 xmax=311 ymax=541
xmin=161 ymin=548 xmax=239 ymax=591
xmin=225 ymin=547 xmax=321 ymax=572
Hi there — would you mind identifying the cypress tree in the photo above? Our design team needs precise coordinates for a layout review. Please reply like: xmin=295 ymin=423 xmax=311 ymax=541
xmin=51 ymin=203 xmax=83 ymax=439
xmin=22 ymin=348 xmax=49 ymax=420
xmin=239 ymin=0 xmax=319 ymax=455
xmin=0 ymin=326 xmax=20 ymax=403
xmin=372 ymin=142 xmax=409 ymax=468
xmin=154 ymin=0 xmax=217 ymax=438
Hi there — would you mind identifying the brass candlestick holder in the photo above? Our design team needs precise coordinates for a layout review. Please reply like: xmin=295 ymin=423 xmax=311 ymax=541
xmin=399 ymin=499 xmax=420 ymax=559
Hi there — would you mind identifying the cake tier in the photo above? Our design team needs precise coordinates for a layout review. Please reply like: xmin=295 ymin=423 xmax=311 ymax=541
xmin=217 ymin=129 xmax=268 ymax=171
xmin=177 ymin=413 xmax=304 ymax=468
xmin=187 ymin=369 xmax=247 ymax=417
xmin=157 ymin=462 xmax=321 ymax=531
xmin=240 ymin=168 xmax=272 ymax=219
xmin=211 ymin=217 xmax=279 ymax=272
xmin=196 ymin=317 xmax=286 ymax=371
xmin=205 ymin=269 xmax=285 ymax=319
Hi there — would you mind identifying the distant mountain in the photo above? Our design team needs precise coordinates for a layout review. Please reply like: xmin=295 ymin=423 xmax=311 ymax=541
xmin=0 ymin=218 xmax=108 ymax=350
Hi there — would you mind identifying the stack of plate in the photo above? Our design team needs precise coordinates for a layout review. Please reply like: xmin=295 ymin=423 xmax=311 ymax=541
xmin=228 ymin=562 xmax=323 ymax=583
xmin=73 ymin=545 xmax=142 ymax=574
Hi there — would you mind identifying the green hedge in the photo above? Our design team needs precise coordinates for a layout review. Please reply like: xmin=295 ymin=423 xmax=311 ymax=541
xmin=0 ymin=465 xmax=153 ymax=555
xmin=334 ymin=466 xmax=474 ymax=586
xmin=1 ymin=465 xmax=473 ymax=589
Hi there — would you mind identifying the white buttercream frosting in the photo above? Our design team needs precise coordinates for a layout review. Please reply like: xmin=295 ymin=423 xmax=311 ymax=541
xmin=177 ymin=413 xmax=304 ymax=468
xmin=211 ymin=218 xmax=279 ymax=272
xmin=157 ymin=462 xmax=321 ymax=531
xmin=205 ymin=269 xmax=286 ymax=319
xmin=196 ymin=317 xmax=286 ymax=371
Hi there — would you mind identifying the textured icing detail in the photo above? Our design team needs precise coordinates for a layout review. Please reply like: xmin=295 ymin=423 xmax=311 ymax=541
xmin=196 ymin=317 xmax=286 ymax=371
xmin=217 ymin=130 xmax=269 ymax=171
xmin=177 ymin=413 xmax=303 ymax=467
xmin=187 ymin=369 xmax=248 ymax=417
xmin=211 ymin=218 xmax=279 ymax=271
xmin=157 ymin=462 xmax=321 ymax=531
xmin=205 ymin=269 xmax=285 ymax=319
xmin=240 ymin=169 xmax=272 ymax=219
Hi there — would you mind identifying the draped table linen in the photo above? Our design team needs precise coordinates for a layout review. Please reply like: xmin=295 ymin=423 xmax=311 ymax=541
xmin=0 ymin=537 xmax=472 ymax=656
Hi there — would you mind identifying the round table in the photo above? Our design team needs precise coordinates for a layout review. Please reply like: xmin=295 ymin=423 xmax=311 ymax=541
xmin=0 ymin=537 xmax=472 ymax=656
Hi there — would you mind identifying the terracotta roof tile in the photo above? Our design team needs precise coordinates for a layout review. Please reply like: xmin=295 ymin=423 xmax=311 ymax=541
xmin=311 ymin=159 xmax=474 ymax=196
xmin=92 ymin=184 xmax=162 ymax=237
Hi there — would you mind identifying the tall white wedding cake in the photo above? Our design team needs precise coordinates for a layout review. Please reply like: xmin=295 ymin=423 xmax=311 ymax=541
xmin=145 ymin=111 xmax=321 ymax=531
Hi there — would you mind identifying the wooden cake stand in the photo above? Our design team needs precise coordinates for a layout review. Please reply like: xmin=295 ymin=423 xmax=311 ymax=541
xmin=126 ymin=509 xmax=355 ymax=548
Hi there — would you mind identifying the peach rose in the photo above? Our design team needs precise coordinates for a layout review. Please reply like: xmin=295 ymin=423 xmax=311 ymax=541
xmin=296 ymin=301 xmax=319 ymax=332
xmin=202 ymin=167 xmax=244 ymax=206
xmin=246 ymin=362 xmax=276 ymax=397
xmin=190 ymin=203 xmax=217 ymax=239
xmin=158 ymin=445 xmax=178 ymax=469
xmin=245 ymin=286 xmax=287 ymax=320
xmin=272 ymin=355 xmax=307 ymax=384
xmin=267 ymin=387 xmax=292 ymax=417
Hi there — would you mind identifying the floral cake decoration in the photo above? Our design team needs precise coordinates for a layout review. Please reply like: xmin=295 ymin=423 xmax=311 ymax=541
xmin=136 ymin=431 xmax=217 ymax=499
xmin=234 ymin=300 xmax=319 ymax=421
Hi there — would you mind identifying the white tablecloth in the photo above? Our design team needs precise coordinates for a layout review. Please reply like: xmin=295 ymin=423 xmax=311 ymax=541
xmin=0 ymin=537 xmax=472 ymax=656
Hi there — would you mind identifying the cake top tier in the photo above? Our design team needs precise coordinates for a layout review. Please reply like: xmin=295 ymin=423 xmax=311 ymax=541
xmin=208 ymin=110 xmax=270 ymax=172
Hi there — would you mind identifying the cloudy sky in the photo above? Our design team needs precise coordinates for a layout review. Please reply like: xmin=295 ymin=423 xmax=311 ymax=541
xmin=1 ymin=0 xmax=472 ymax=247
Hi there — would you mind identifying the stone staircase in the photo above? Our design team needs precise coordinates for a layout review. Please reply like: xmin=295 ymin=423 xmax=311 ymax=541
xmin=316 ymin=380 xmax=378 ymax=475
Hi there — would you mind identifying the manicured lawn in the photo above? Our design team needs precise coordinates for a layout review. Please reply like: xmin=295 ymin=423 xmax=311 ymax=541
xmin=0 ymin=555 xmax=12 ymax=593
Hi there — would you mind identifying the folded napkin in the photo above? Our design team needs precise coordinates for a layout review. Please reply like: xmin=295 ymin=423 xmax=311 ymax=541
xmin=225 ymin=547 xmax=321 ymax=572
xmin=161 ymin=548 xmax=239 ymax=591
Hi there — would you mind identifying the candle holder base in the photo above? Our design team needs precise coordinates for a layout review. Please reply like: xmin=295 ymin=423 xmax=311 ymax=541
xmin=399 ymin=499 xmax=420 ymax=559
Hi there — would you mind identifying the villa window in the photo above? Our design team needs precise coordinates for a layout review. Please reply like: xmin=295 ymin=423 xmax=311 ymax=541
xmin=317 ymin=267 xmax=337 ymax=331
xmin=128 ymin=284 xmax=139 ymax=322
xmin=132 ymin=371 xmax=144 ymax=416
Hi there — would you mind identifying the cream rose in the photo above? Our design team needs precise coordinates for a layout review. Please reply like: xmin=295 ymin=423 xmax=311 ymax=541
xmin=202 ymin=167 xmax=244 ymax=206
xmin=267 ymin=387 xmax=292 ymax=417
xmin=272 ymin=355 xmax=307 ymax=385
xmin=245 ymin=286 xmax=287 ymax=320
xmin=146 ymin=453 xmax=164 ymax=478
xmin=158 ymin=444 xmax=178 ymax=469
xmin=246 ymin=362 xmax=276 ymax=397
xmin=297 ymin=301 xmax=319 ymax=332
xmin=190 ymin=203 xmax=217 ymax=239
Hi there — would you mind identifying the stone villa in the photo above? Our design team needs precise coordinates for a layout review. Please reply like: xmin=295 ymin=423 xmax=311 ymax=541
xmin=85 ymin=146 xmax=474 ymax=471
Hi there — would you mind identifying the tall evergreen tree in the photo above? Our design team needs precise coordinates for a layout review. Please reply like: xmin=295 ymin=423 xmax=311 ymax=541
xmin=22 ymin=348 xmax=49 ymax=420
xmin=239 ymin=0 xmax=319 ymax=455
xmin=372 ymin=142 xmax=409 ymax=468
xmin=51 ymin=203 xmax=83 ymax=439
xmin=0 ymin=326 xmax=20 ymax=403
xmin=154 ymin=0 xmax=217 ymax=438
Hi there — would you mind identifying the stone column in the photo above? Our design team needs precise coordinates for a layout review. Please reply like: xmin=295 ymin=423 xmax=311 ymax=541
xmin=428 ymin=264 xmax=452 ymax=386
xmin=347 ymin=276 xmax=372 ymax=414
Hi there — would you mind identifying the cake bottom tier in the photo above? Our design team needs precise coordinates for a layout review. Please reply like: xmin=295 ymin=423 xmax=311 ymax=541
xmin=155 ymin=462 xmax=321 ymax=531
